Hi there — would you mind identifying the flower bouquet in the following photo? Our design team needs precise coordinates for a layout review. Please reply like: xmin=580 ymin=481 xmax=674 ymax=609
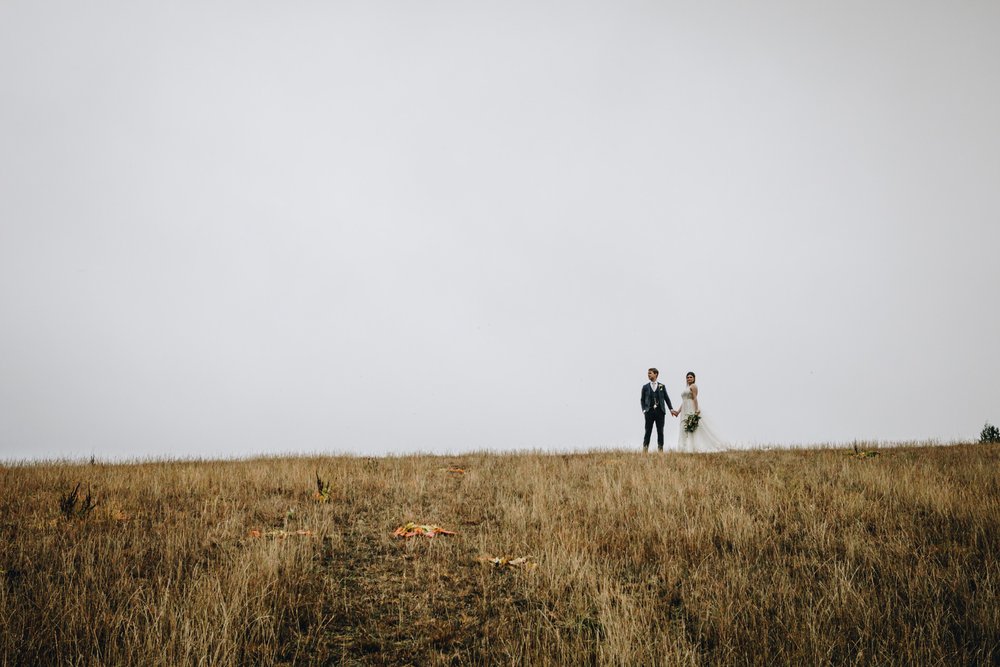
xmin=683 ymin=412 xmax=701 ymax=433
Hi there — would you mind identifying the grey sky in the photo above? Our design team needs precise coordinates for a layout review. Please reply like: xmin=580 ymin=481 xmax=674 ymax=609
xmin=2 ymin=1 xmax=999 ymax=460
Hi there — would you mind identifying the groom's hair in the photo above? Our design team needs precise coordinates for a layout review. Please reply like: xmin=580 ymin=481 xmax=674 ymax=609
xmin=648 ymin=368 xmax=659 ymax=375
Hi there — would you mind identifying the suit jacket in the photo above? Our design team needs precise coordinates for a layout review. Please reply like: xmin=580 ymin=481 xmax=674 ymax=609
xmin=641 ymin=382 xmax=673 ymax=413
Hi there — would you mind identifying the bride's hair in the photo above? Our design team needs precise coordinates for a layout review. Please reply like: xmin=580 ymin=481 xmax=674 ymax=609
xmin=686 ymin=372 xmax=696 ymax=380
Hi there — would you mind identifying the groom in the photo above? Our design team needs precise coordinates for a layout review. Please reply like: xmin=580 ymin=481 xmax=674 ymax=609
xmin=641 ymin=368 xmax=677 ymax=452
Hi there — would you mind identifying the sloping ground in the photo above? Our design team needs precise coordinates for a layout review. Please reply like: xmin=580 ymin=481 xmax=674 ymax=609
xmin=1 ymin=444 xmax=998 ymax=665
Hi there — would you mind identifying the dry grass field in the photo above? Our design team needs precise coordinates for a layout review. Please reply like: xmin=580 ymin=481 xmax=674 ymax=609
xmin=1 ymin=443 xmax=998 ymax=665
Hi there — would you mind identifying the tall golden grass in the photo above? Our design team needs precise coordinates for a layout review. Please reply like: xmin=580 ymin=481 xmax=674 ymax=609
xmin=1 ymin=443 xmax=997 ymax=665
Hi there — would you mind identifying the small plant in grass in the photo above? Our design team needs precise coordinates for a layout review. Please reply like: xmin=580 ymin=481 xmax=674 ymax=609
xmin=981 ymin=422 xmax=1000 ymax=444
xmin=313 ymin=471 xmax=332 ymax=502
xmin=59 ymin=483 xmax=97 ymax=519
xmin=850 ymin=442 xmax=880 ymax=459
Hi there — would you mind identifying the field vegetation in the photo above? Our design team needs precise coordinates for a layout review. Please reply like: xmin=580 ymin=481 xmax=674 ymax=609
xmin=1 ymin=443 xmax=998 ymax=665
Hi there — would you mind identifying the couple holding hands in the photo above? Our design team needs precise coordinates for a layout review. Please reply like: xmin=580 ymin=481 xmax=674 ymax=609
xmin=641 ymin=367 xmax=726 ymax=453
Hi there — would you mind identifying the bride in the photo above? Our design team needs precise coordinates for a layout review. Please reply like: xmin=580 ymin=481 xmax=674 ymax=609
xmin=675 ymin=372 xmax=728 ymax=452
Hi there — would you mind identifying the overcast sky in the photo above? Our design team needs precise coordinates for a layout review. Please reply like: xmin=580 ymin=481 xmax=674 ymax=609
xmin=2 ymin=1 xmax=998 ymax=461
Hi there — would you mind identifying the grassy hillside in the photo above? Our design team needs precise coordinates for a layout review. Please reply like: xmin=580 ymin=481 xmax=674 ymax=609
xmin=1 ymin=444 xmax=998 ymax=665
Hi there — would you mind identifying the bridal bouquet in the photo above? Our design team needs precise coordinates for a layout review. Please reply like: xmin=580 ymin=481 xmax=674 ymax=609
xmin=683 ymin=412 xmax=701 ymax=433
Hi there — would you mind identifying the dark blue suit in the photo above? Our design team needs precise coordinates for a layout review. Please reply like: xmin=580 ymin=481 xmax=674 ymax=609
xmin=641 ymin=382 xmax=674 ymax=450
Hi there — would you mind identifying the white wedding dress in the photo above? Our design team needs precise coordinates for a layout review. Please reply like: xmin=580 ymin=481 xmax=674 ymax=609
xmin=676 ymin=384 xmax=728 ymax=453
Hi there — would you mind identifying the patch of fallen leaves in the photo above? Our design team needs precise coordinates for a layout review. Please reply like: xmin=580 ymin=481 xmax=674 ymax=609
xmin=392 ymin=522 xmax=457 ymax=538
xmin=477 ymin=555 xmax=537 ymax=570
